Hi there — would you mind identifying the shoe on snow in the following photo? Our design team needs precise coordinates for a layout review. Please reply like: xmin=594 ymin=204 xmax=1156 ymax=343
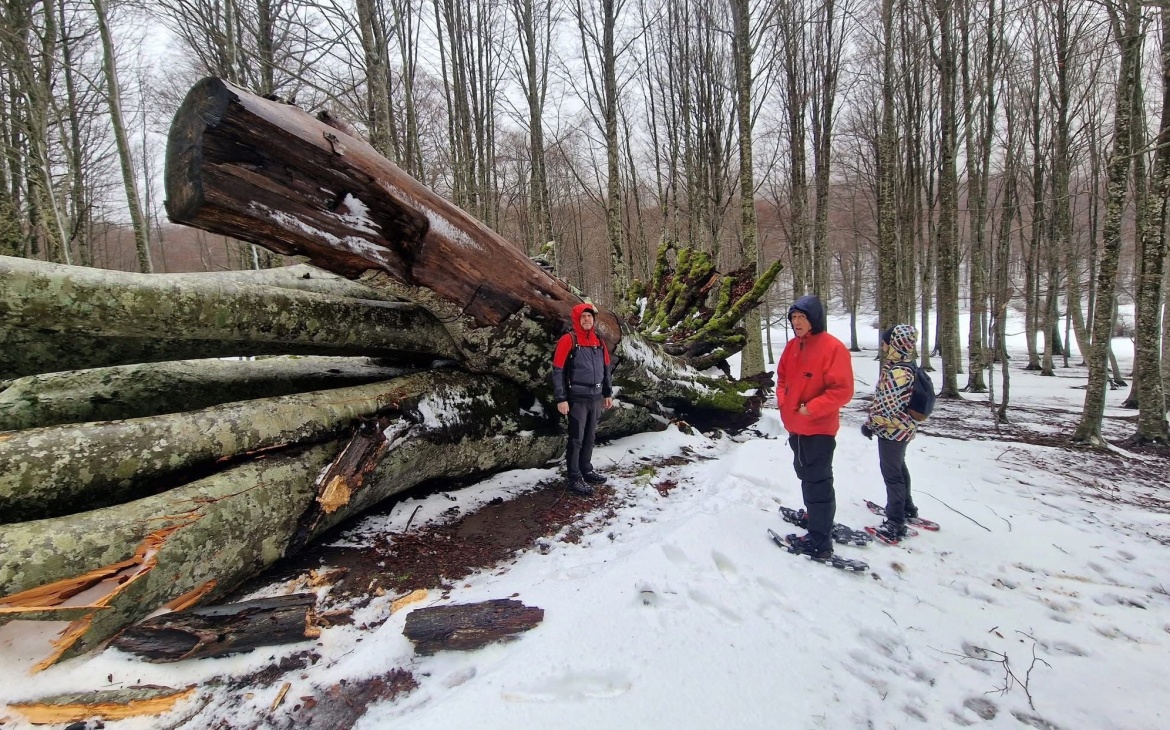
xmin=582 ymin=471 xmax=608 ymax=485
xmin=567 ymin=477 xmax=594 ymax=496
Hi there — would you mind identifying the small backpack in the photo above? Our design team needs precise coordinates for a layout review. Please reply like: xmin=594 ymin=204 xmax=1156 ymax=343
xmin=907 ymin=366 xmax=936 ymax=422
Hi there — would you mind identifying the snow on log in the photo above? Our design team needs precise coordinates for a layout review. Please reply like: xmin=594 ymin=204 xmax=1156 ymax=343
xmin=0 ymin=255 xmax=458 ymax=378
xmin=111 ymin=593 xmax=320 ymax=661
xmin=0 ymin=356 xmax=409 ymax=431
xmin=402 ymin=599 xmax=544 ymax=655
xmin=0 ymin=370 xmax=563 ymax=668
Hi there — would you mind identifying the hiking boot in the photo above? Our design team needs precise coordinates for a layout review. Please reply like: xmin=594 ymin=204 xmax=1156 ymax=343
xmin=874 ymin=520 xmax=907 ymax=541
xmin=905 ymin=505 xmax=919 ymax=520
xmin=567 ymin=476 xmax=593 ymax=496
xmin=582 ymin=471 xmax=608 ymax=485
xmin=784 ymin=533 xmax=833 ymax=561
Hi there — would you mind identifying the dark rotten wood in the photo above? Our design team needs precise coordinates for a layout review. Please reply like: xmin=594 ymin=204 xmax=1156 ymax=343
xmin=112 ymin=593 xmax=319 ymax=661
xmin=402 ymin=598 xmax=544 ymax=655
xmin=165 ymin=78 xmax=619 ymax=389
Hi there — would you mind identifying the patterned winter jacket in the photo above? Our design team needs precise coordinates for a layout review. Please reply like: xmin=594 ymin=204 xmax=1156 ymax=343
xmin=866 ymin=323 xmax=919 ymax=442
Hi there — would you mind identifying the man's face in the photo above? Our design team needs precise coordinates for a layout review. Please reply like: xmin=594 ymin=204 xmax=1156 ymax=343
xmin=579 ymin=311 xmax=595 ymax=331
xmin=790 ymin=311 xmax=811 ymax=337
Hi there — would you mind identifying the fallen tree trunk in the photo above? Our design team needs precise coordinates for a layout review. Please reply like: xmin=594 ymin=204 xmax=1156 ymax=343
xmin=165 ymin=78 xmax=610 ymax=392
xmin=0 ymin=255 xmax=458 ymax=378
xmin=0 ymin=370 xmax=563 ymax=668
xmin=0 ymin=377 xmax=432 ymax=523
xmin=163 ymin=78 xmax=768 ymax=424
xmin=111 ymin=593 xmax=320 ymax=661
xmin=0 ymin=356 xmax=409 ymax=431
xmin=402 ymin=599 xmax=544 ymax=655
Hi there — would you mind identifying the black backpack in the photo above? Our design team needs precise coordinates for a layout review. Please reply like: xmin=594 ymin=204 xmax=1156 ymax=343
xmin=907 ymin=365 xmax=936 ymax=422
xmin=561 ymin=331 xmax=609 ymax=391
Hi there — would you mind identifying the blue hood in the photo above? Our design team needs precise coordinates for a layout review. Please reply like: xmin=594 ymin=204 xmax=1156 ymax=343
xmin=789 ymin=295 xmax=826 ymax=334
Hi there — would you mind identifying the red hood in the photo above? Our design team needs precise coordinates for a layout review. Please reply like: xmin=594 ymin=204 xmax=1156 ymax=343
xmin=571 ymin=302 xmax=602 ymax=346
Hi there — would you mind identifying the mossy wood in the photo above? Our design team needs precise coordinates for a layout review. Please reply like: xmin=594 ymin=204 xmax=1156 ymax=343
xmin=0 ymin=255 xmax=458 ymax=378
xmin=0 ymin=356 xmax=410 ymax=431
xmin=0 ymin=371 xmax=563 ymax=667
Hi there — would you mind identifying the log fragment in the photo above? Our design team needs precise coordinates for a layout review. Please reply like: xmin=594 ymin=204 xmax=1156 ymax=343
xmin=6 ymin=685 xmax=197 ymax=724
xmin=112 ymin=593 xmax=319 ymax=661
xmin=402 ymin=599 xmax=544 ymax=655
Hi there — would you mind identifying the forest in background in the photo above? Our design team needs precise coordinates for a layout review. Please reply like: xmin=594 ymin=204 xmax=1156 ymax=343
xmin=2 ymin=0 xmax=1169 ymax=446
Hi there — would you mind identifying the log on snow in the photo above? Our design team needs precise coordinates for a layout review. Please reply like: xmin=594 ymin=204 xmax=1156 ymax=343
xmin=0 ymin=356 xmax=409 ymax=432
xmin=0 ymin=378 xmax=425 ymax=523
xmin=164 ymin=77 xmax=620 ymax=390
xmin=0 ymin=370 xmax=563 ymax=667
xmin=112 ymin=593 xmax=320 ymax=662
xmin=0 ymin=255 xmax=458 ymax=378
xmin=402 ymin=599 xmax=544 ymax=655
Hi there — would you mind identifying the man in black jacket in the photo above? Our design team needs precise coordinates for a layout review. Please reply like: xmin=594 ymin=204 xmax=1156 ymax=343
xmin=551 ymin=303 xmax=614 ymax=495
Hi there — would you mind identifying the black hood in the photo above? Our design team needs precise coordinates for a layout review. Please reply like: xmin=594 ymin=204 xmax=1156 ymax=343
xmin=789 ymin=295 xmax=826 ymax=334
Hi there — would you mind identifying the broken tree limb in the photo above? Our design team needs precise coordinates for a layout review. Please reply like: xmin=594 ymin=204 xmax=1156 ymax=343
xmin=402 ymin=599 xmax=544 ymax=655
xmin=0 ymin=356 xmax=409 ymax=432
xmin=0 ymin=370 xmax=563 ymax=667
xmin=111 ymin=593 xmax=319 ymax=662
xmin=0 ymin=377 xmax=420 ymax=523
xmin=5 ymin=685 xmax=198 ymax=724
xmin=164 ymin=77 xmax=619 ymax=390
xmin=0 ymin=255 xmax=458 ymax=378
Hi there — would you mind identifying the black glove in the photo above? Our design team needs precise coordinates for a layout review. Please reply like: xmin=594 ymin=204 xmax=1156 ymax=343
xmin=860 ymin=424 xmax=874 ymax=440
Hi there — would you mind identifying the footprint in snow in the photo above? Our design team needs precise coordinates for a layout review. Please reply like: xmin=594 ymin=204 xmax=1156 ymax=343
xmin=501 ymin=671 xmax=632 ymax=702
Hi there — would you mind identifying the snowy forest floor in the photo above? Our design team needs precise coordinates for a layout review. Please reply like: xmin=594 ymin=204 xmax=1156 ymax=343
xmin=3 ymin=338 xmax=1170 ymax=730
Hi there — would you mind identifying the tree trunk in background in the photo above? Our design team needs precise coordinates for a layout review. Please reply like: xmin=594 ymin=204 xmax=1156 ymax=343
xmin=1130 ymin=8 xmax=1169 ymax=446
xmin=876 ymin=0 xmax=899 ymax=332
xmin=810 ymin=0 xmax=842 ymax=305
xmin=931 ymin=0 xmax=963 ymax=397
xmin=93 ymin=0 xmax=151 ymax=273
xmin=780 ymin=1 xmax=810 ymax=298
xmin=1023 ymin=6 xmax=1043 ymax=371
xmin=512 ymin=0 xmax=554 ymax=257
xmin=731 ymin=0 xmax=765 ymax=379
xmin=355 ymin=0 xmax=396 ymax=160
xmin=1074 ymin=0 xmax=1142 ymax=446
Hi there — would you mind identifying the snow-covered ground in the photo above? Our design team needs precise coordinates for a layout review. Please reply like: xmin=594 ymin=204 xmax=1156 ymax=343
xmin=3 ymin=312 xmax=1169 ymax=730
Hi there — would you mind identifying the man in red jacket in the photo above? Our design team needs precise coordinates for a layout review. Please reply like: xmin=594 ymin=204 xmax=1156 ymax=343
xmin=775 ymin=295 xmax=855 ymax=559
xmin=551 ymin=303 xmax=614 ymax=496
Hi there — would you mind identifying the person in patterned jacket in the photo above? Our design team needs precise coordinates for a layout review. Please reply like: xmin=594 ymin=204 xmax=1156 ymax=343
xmin=861 ymin=323 xmax=920 ymax=540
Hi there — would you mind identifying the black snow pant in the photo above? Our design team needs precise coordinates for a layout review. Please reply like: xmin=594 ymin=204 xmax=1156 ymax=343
xmin=566 ymin=397 xmax=602 ymax=478
xmin=878 ymin=437 xmax=915 ymax=524
xmin=788 ymin=434 xmax=837 ymax=551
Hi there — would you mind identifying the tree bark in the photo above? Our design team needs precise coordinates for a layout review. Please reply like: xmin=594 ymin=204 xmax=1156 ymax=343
xmin=402 ymin=598 xmax=544 ymax=655
xmin=112 ymin=593 xmax=320 ymax=661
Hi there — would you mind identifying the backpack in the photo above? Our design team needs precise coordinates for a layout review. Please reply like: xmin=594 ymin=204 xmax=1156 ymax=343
xmin=561 ymin=330 xmax=609 ymax=392
xmin=907 ymin=365 xmax=936 ymax=422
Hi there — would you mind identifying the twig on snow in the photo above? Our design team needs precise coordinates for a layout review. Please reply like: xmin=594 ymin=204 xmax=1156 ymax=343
xmin=919 ymin=490 xmax=992 ymax=532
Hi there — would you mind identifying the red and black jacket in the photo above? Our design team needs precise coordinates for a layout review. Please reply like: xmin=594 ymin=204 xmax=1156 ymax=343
xmin=551 ymin=302 xmax=613 ymax=402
